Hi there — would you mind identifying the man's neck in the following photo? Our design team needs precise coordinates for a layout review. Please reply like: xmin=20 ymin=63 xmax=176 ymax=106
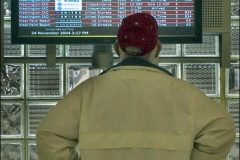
xmin=121 ymin=56 xmax=158 ymax=65
xmin=100 ymin=56 xmax=172 ymax=76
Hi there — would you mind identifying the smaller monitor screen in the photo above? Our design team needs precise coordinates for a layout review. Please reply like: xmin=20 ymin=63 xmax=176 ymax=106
xmin=12 ymin=0 xmax=202 ymax=44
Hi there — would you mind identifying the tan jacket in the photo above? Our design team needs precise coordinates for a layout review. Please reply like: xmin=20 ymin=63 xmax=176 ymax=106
xmin=37 ymin=59 xmax=235 ymax=160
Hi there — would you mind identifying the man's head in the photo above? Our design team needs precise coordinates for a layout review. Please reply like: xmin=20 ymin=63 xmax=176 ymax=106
xmin=114 ymin=13 xmax=162 ymax=64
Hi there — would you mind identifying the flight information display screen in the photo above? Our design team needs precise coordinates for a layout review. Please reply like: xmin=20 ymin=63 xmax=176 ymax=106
xmin=12 ymin=0 xmax=202 ymax=44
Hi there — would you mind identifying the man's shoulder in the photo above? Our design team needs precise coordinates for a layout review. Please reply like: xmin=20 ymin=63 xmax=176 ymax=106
xmin=169 ymin=77 xmax=205 ymax=96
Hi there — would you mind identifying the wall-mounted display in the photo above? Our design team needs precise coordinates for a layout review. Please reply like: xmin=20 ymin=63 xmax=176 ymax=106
xmin=26 ymin=45 xmax=63 ymax=57
xmin=1 ymin=142 xmax=23 ymax=160
xmin=4 ymin=21 xmax=24 ymax=57
xmin=1 ymin=64 xmax=24 ymax=99
xmin=27 ymin=102 xmax=56 ymax=137
xmin=183 ymin=63 xmax=220 ymax=97
xmin=159 ymin=63 xmax=181 ymax=78
xmin=1 ymin=102 xmax=23 ymax=138
xmin=226 ymin=63 xmax=239 ymax=97
xmin=26 ymin=64 xmax=63 ymax=99
xmin=183 ymin=35 xmax=219 ymax=57
xmin=11 ymin=1 xmax=202 ymax=44
xmin=65 ymin=45 xmax=94 ymax=57
xmin=66 ymin=64 xmax=102 ymax=93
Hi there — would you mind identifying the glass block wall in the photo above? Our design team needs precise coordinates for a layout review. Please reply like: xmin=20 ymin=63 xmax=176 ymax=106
xmin=1 ymin=1 xmax=239 ymax=160
xmin=226 ymin=1 xmax=240 ymax=159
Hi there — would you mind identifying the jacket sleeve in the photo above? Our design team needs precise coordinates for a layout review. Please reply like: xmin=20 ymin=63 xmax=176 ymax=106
xmin=190 ymin=89 xmax=236 ymax=160
xmin=36 ymin=87 xmax=82 ymax=160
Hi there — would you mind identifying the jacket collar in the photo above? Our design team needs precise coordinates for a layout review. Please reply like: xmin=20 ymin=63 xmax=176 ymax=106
xmin=100 ymin=57 xmax=173 ymax=76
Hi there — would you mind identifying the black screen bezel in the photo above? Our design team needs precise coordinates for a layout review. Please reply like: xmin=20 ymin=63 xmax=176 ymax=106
xmin=11 ymin=0 xmax=202 ymax=44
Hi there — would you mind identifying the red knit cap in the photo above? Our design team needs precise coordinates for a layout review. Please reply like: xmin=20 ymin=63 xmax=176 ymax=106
xmin=117 ymin=13 xmax=158 ymax=56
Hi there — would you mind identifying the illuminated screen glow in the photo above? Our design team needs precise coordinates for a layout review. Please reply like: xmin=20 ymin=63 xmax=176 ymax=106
xmin=12 ymin=0 xmax=202 ymax=44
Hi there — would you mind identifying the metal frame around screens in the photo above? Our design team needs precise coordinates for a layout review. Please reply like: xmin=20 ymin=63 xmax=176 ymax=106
xmin=11 ymin=0 xmax=202 ymax=44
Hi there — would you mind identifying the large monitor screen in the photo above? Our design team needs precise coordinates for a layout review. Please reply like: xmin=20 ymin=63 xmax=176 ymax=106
xmin=11 ymin=0 xmax=202 ymax=44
